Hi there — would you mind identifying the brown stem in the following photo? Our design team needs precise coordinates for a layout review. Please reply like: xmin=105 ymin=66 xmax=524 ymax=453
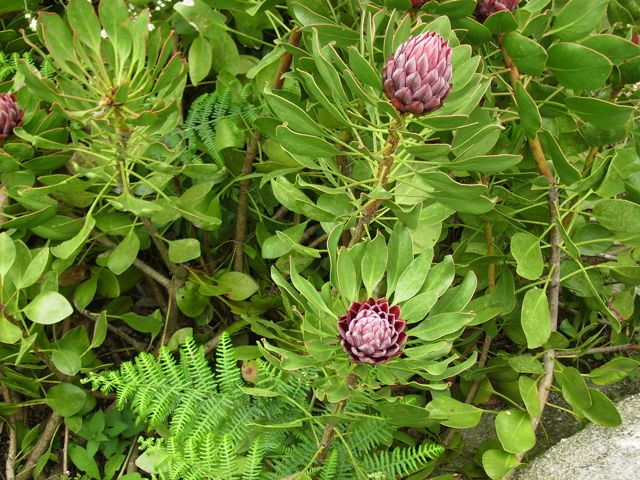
xmin=442 ymin=176 xmax=497 ymax=447
xmin=91 ymin=233 xmax=171 ymax=289
xmin=15 ymin=412 xmax=62 ymax=480
xmin=233 ymin=28 xmax=301 ymax=272
xmin=300 ymin=224 xmax=321 ymax=244
xmin=1 ymin=373 xmax=16 ymax=480
xmin=147 ymin=277 xmax=168 ymax=315
xmin=203 ymin=326 xmax=226 ymax=356
xmin=556 ymin=343 xmax=640 ymax=356
xmin=141 ymin=217 xmax=175 ymax=274
xmin=127 ymin=443 xmax=140 ymax=474
xmin=313 ymin=401 xmax=346 ymax=470
xmin=5 ymin=416 xmax=16 ymax=480
xmin=499 ymin=34 xmax=562 ymax=463
xmin=348 ymin=120 xmax=402 ymax=247
xmin=77 ymin=308 xmax=147 ymax=352
xmin=483 ymin=177 xmax=496 ymax=292
xmin=233 ymin=131 xmax=262 ymax=273
xmin=443 ymin=330 xmax=493 ymax=446
xmin=62 ymin=425 xmax=69 ymax=476
xmin=0 ymin=183 xmax=8 ymax=226
xmin=272 ymin=205 xmax=289 ymax=220
xmin=308 ymin=234 xmax=329 ymax=249
xmin=157 ymin=275 xmax=184 ymax=352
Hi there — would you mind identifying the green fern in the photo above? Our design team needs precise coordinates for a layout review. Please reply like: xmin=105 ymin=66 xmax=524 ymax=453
xmin=85 ymin=335 xmax=445 ymax=480
xmin=242 ymin=435 xmax=265 ymax=480
xmin=0 ymin=52 xmax=52 ymax=82
xmin=318 ymin=448 xmax=338 ymax=480
xmin=183 ymin=82 xmax=259 ymax=167
xmin=363 ymin=441 xmax=445 ymax=478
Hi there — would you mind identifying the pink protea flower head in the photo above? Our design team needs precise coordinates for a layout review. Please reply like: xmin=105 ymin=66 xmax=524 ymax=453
xmin=0 ymin=93 xmax=24 ymax=139
xmin=382 ymin=31 xmax=453 ymax=116
xmin=474 ymin=0 xmax=520 ymax=21
xmin=338 ymin=298 xmax=407 ymax=365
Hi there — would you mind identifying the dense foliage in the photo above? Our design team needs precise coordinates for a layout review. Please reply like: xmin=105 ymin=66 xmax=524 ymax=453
xmin=0 ymin=0 xmax=639 ymax=479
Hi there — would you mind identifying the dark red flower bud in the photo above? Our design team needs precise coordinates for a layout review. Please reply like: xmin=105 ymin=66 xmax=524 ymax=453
xmin=474 ymin=0 xmax=520 ymax=21
xmin=0 ymin=93 xmax=24 ymax=139
xmin=338 ymin=298 xmax=407 ymax=365
xmin=632 ymin=33 xmax=639 ymax=46
xmin=382 ymin=32 xmax=453 ymax=116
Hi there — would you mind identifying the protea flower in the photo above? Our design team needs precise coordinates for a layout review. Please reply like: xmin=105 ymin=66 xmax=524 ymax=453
xmin=474 ymin=0 xmax=520 ymax=21
xmin=0 ymin=93 xmax=24 ymax=139
xmin=338 ymin=298 xmax=407 ymax=365
xmin=382 ymin=32 xmax=453 ymax=115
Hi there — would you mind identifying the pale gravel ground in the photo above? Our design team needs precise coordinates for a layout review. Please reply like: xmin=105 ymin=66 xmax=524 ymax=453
xmin=513 ymin=393 xmax=640 ymax=480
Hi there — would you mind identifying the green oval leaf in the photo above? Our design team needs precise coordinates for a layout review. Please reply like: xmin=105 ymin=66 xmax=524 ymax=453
xmin=361 ymin=233 xmax=388 ymax=297
xmin=0 ymin=232 xmax=16 ymax=277
xmin=168 ymin=238 xmax=201 ymax=264
xmin=521 ymin=287 xmax=551 ymax=349
xmin=482 ymin=448 xmax=520 ymax=480
xmin=23 ymin=291 xmax=73 ymax=325
xmin=549 ymin=0 xmax=609 ymax=41
xmin=547 ymin=43 xmax=612 ymax=90
xmin=46 ymin=382 xmax=87 ymax=417
xmin=107 ymin=229 xmax=140 ymax=275
xmin=511 ymin=232 xmax=544 ymax=280
xmin=188 ymin=35 xmax=212 ymax=86
xmin=565 ymin=96 xmax=634 ymax=129
xmin=52 ymin=349 xmax=82 ymax=376
xmin=426 ymin=396 xmax=483 ymax=428
xmin=496 ymin=410 xmax=536 ymax=453
xmin=503 ymin=32 xmax=547 ymax=75
xmin=593 ymin=199 xmax=640 ymax=234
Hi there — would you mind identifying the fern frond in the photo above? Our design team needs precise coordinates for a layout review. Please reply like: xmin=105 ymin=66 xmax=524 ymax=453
xmin=362 ymin=441 xmax=445 ymax=479
xmin=266 ymin=437 xmax=318 ymax=479
xmin=348 ymin=416 xmax=394 ymax=455
xmin=218 ymin=433 xmax=239 ymax=480
xmin=181 ymin=337 xmax=216 ymax=392
xmin=213 ymin=86 xmax=230 ymax=122
xmin=217 ymin=332 xmax=243 ymax=396
xmin=242 ymin=435 xmax=265 ymax=480
xmin=318 ymin=448 xmax=338 ymax=480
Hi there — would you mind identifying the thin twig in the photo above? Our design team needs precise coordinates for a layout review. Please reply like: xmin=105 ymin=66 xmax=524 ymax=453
xmin=308 ymin=234 xmax=328 ymax=249
xmin=62 ymin=425 xmax=69 ymax=477
xmin=300 ymin=224 xmax=321 ymax=244
xmin=141 ymin=217 xmax=175 ymax=274
xmin=499 ymin=33 xmax=562 ymax=463
xmin=157 ymin=275 xmax=185 ymax=352
xmin=77 ymin=308 xmax=147 ymax=352
xmin=91 ymin=233 xmax=171 ymax=289
xmin=442 ymin=334 xmax=493 ymax=449
xmin=147 ymin=276 xmax=168 ymax=315
xmin=0 ymin=183 xmax=8 ymax=225
xmin=203 ymin=327 xmax=226 ymax=356
xmin=15 ymin=412 xmax=62 ymax=480
xmin=233 ymin=28 xmax=301 ymax=272
xmin=556 ymin=343 xmax=640 ymax=356
xmin=127 ymin=442 xmax=140 ymax=474
xmin=441 ymin=175 xmax=497 ymax=446
xmin=233 ymin=132 xmax=262 ymax=272
xmin=272 ymin=205 xmax=289 ymax=220
xmin=1 ymin=373 xmax=16 ymax=480
xmin=313 ymin=401 xmax=345 ymax=470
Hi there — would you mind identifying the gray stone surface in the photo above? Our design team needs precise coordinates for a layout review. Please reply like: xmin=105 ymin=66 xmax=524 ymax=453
xmin=513 ymin=393 xmax=640 ymax=480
